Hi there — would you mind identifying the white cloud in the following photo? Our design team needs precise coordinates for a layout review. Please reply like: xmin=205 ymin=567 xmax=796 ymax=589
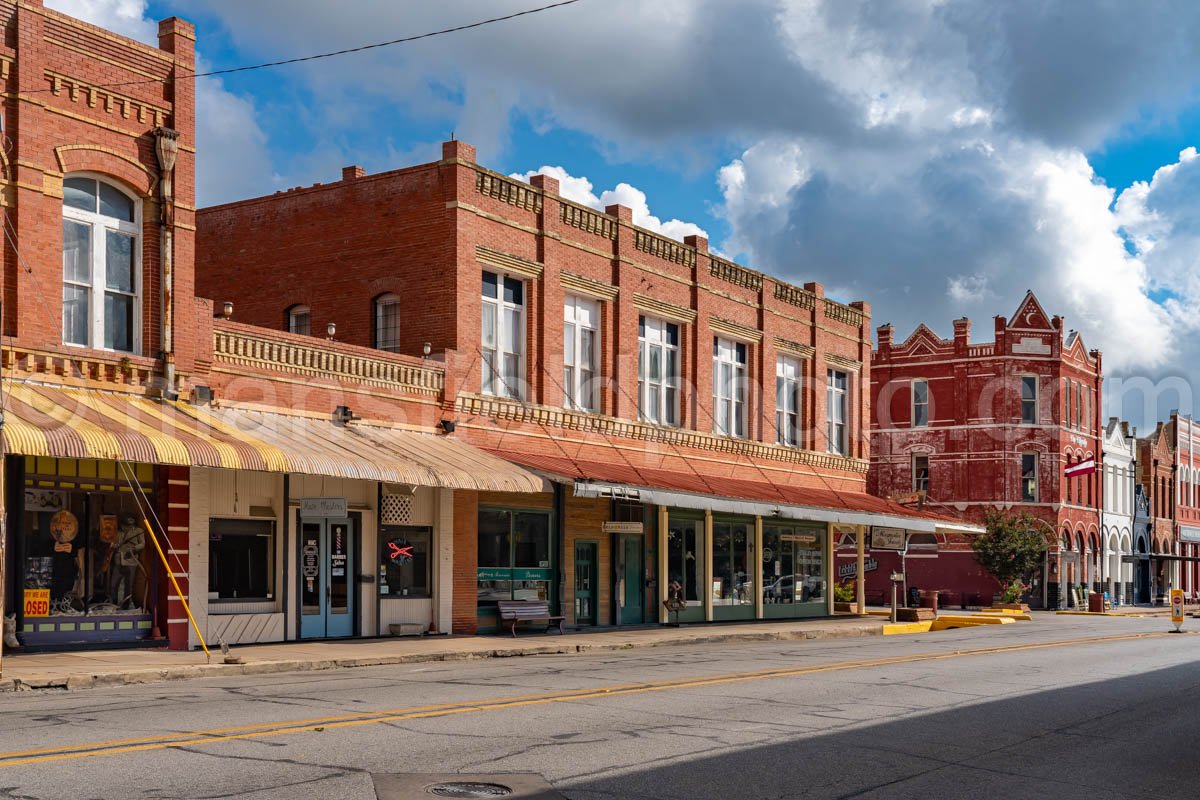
xmin=513 ymin=167 xmax=707 ymax=241
xmin=47 ymin=0 xmax=155 ymax=43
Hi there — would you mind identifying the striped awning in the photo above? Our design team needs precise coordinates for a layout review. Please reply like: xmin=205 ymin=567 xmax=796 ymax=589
xmin=2 ymin=382 xmax=546 ymax=493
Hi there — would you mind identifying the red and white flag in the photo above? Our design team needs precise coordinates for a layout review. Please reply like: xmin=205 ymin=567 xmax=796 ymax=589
xmin=1065 ymin=459 xmax=1097 ymax=478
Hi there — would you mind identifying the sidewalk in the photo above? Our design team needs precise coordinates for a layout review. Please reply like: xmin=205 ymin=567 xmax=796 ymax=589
xmin=0 ymin=616 xmax=885 ymax=693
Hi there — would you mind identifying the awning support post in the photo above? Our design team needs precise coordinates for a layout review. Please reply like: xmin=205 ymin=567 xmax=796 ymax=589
xmin=657 ymin=505 xmax=668 ymax=624
xmin=703 ymin=509 xmax=714 ymax=623
xmin=856 ymin=524 xmax=866 ymax=615
xmin=143 ymin=518 xmax=210 ymax=662
xmin=754 ymin=515 xmax=764 ymax=620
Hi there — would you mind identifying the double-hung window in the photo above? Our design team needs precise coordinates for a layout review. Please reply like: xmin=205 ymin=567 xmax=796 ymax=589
xmin=1021 ymin=452 xmax=1038 ymax=502
xmin=481 ymin=270 xmax=525 ymax=399
xmin=287 ymin=305 xmax=311 ymax=336
xmin=776 ymin=355 xmax=803 ymax=446
xmin=911 ymin=379 xmax=929 ymax=427
xmin=563 ymin=296 xmax=598 ymax=411
xmin=374 ymin=293 xmax=401 ymax=352
xmin=913 ymin=454 xmax=930 ymax=493
xmin=638 ymin=316 xmax=679 ymax=425
xmin=1021 ymin=376 xmax=1038 ymax=424
xmin=62 ymin=176 xmax=139 ymax=352
xmin=713 ymin=337 xmax=747 ymax=438
xmin=826 ymin=369 xmax=848 ymax=455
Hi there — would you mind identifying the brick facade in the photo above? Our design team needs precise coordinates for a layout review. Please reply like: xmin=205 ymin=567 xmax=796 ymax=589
xmin=870 ymin=292 xmax=1103 ymax=608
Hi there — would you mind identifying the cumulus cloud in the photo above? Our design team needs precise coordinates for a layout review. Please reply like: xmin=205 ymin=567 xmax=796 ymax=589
xmin=513 ymin=166 xmax=707 ymax=241
xmin=47 ymin=0 xmax=156 ymax=43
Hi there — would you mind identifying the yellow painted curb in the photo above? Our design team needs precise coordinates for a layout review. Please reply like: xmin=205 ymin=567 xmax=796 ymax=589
xmin=980 ymin=608 xmax=1029 ymax=615
xmin=1055 ymin=611 xmax=1127 ymax=617
xmin=882 ymin=621 xmax=933 ymax=635
xmin=936 ymin=614 xmax=1014 ymax=626
xmin=865 ymin=610 xmax=892 ymax=617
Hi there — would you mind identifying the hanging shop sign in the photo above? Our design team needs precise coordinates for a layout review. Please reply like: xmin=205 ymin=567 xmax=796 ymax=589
xmin=870 ymin=527 xmax=907 ymax=551
xmin=301 ymin=497 xmax=348 ymax=518
xmin=24 ymin=488 xmax=67 ymax=512
xmin=602 ymin=522 xmax=644 ymax=534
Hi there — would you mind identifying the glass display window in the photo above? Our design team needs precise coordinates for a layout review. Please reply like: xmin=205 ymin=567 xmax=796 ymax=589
xmin=763 ymin=522 xmax=827 ymax=606
xmin=476 ymin=508 xmax=553 ymax=607
xmin=666 ymin=515 xmax=705 ymax=605
xmin=379 ymin=526 xmax=431 ymax=597
xmin=712 ymin=520 xmax=753 ymax=606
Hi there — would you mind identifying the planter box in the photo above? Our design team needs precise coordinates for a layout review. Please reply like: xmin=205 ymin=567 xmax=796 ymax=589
xmin=834 ymin=602 xmax=855 ymax=613
xmin=991 ymin=603 xmax=1031 ymax=613
xmin=895 ymin=607 xmax=936 ymax=622
xmin=389 ymin=623 xmax=426 ymax=637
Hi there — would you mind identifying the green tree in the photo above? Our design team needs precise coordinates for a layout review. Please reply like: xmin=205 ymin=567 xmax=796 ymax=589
xmin=971 ymin=510 xmax=1048 ymax=592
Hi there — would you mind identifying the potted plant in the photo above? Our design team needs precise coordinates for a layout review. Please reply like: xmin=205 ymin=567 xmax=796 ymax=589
xmin=971 ymin=510 xmax=1045 ymax=613
xmin=833 ymin=581 xmax=855 ymax=613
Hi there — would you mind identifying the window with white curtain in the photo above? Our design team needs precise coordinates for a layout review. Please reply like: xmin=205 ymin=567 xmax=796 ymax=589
xmin=374 ymin=293 xmax=401 ymax=352
xmin=776 ymin=355 xmax=803 ymax=446
xmin=62 ymin=176 xmax=139 ymax=352
xmin=638 ymin=316 xmax=679 ymax=425
xmin=286 ymin=305 xmax=311 ymax=336
xmin=713 ymin=337 xmax=747 ymax=438
xmin=563 ymin=295 xmax=599 ymax=411
xmin=481 ymin=270 xmax=524 ymax=399
xmin=826 ymin=369 xmax=848 ymax=455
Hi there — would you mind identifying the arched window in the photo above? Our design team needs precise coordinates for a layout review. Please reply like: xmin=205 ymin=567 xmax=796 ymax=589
xmin=62 ymin=175 xmax=138 ymax=351
xmin=286 ymin=304 xmax=311 ymax=336
xmin=374 ymin=293 xmax=401 ymax=353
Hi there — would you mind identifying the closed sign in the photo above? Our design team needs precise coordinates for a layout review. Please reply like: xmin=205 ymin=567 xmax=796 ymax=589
xmin=23 ymin=589 xmax=50 ymax=618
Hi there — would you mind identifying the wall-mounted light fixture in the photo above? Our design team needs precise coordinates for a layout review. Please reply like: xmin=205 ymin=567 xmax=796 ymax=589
xmin=423 ymin=342 xmax=432 ymax=358
xmin=326 ymin=322 xmax=337 ymax=340
xmin=221 ymin=301 xmax=234 ymax=319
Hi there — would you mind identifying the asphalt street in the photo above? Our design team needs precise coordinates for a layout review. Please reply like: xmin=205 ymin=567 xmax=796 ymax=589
xmin=0 ymin=614 xmax=1196 ymax=799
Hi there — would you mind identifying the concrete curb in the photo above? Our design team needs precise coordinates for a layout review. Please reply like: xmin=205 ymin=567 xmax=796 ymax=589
xmin=0 ymin=621 xmax=884 ymax=693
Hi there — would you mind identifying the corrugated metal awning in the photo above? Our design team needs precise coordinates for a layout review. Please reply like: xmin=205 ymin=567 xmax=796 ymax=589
xmin=182 ymin=405 xmax=547 ymax=492
xmin=1 ymin=382 xmax=546 ymax=493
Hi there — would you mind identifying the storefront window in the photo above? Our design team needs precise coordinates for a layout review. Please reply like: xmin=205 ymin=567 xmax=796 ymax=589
xmin=477 ymin=508 xmax=553 ymax=606
xmin=666 ymin=516 xmax=704 ymax=604
xmin=209 ymin=518 xmax=274 ymax=601
xmin=763 ymin=523 xmax=826 ymax=605
xmin=379 ymin=526 xmax=430 ymax=597
xmin=712 ymin=520 xmax=753 ymax=605
xmin=19 ymin=458 xmax=157 ymax=644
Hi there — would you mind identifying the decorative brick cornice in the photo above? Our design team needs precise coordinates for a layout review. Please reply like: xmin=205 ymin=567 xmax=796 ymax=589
xmin=212 ymin=328 xmax=443 ymax=396
xmin=825 ymin=353 xmax=863 ymax=371
xmin=560 ymin=201 xmax=616 ymax=240
xmin=632 ymin=294 xmax=697 ymax=324
xmin=457 ymin=392 xmax=869 ymax=474
xmin=1 ymin=345 xmax=157 ymax=390
xmin=45 ymin=70 xmax=170 ymax=128
xmin=774 ymin=337 xmax=815 ymax=359
xmin=476 ymin=245 xmax=544 ymax=279
xmin=824 ymin=298 xmax=864 ymax=328
xmin=710 ymin=257 xmax=762 ymax=291
xmin=633 ymin=228 xmax=696 ymax=267
xmin=473 ymin=168 xmax=542 ymax=213
xmin=774 ymin=282 xmax=816 ymax=310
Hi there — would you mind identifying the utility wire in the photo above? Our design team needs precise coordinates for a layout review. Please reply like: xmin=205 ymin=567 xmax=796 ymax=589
xmin=24 ymin=0 xmax=585 ymax=93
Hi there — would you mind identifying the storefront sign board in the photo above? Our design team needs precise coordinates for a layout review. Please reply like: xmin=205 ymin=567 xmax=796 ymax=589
xmin=871 ymin=527 xmax=906 ymax=551
xmin=602 ymin=522 xmax=644 ymax=533
xmin=301 ymin=497 xmax=348 ymax=518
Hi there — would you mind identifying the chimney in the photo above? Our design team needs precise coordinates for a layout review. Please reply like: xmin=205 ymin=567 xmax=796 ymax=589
xmin=804 ymin=282 xmax=824 ymax=299
xmin=877 ymin=324 xmax=894 ymax=353
xmin=342 ymin=165 xmax=366 ymax=181
xmin=684 ymin=234 xmax=708 ymax=253
xmin=442 ymin=139 xmax=476 ymax=163
xmin=605 ymin=203 xmax=633 ymax=223
xmin=953 ymin=317 xmax=971 ymax=354
xmin=528 ymin=173 xmax=559 ymax=195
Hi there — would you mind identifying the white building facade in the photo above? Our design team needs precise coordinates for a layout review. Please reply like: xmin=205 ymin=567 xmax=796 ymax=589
xmin=1101 ymin=419 xmax=1136 ymax=604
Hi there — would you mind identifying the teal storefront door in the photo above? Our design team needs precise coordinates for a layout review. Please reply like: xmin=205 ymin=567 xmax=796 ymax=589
xmin=619 ymin=534 xmax=645 ymax=625
xmin=300 ymin=517 xmax=355 ymax=638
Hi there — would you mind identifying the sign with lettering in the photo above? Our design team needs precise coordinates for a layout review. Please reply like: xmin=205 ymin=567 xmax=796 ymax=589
xmin=23 ymin=589 xmax=50 ymax=618
xmin=837 ymin=558 xmax=879 ymax=579
xmin=301 ymin=497 xmax=347 ymax=518
xmin=871 ymin=527 xmax=906 ymax=551
xmin=1171 ymin=588 xmax=1185 ymax=630
xmin=602 ymin=522 xmax=644 ymax=534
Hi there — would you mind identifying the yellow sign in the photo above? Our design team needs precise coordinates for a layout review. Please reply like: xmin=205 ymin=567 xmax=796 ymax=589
xmin=23 ymin=589 xmax=50 ymax=618
xmin=1171 ymin=588 xmax=1185 ymax=628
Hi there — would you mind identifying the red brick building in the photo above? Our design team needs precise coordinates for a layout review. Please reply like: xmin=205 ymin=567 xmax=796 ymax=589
xmin=1136 ymin=423 xmax=1175 ymax=603
xmin=869 ymin=293 xmax=1103 ymax=608
xmin=1169 ymin=414 xmax=1200 ymax=602
xmin=197 ymin=141 xmax=978 ymax=635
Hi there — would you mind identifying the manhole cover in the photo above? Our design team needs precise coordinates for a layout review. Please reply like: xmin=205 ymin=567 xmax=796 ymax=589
xmin=425 ymin=782 xmax=513 ymax=797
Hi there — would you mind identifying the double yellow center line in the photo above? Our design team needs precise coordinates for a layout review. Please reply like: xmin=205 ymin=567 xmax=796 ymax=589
xmin=0 ymin=631 xmax=1174 ymax=768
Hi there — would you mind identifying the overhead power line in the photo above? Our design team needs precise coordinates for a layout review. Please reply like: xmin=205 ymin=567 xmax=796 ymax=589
xmin=28 ymin=0 xmax=584 ymax=93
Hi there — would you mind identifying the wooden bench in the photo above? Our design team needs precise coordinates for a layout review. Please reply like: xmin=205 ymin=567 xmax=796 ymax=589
xmin=497 ymin=600 xmax=566 ymax=637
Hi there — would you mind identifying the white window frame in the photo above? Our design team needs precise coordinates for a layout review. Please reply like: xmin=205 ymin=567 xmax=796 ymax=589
xmin=826 ymin=369 xmax=848 ymax=455
xmin=1021 ymin=452 xmax=1038 ymax=502
xmin=563 ymin=295 xmax=599 ymax=411
xmin=1020 ymin=375 xmax=1038 ymax=425
xmin=61 ymin=173 xmax=141 ymax=353
xmin=913 ymin=453 xmax=930 ymax=493
xmin=639 ymin=316 xmax=679 ymax=426
xmin=911 ymin=379 xmax=929 ymax=427
xmin=713 ymin=337 xmax=748 ymax=438
xmin=374 ymin=293 xmax=401 ymax=352
xmin=481 ymin=269 xmax=526 ymax=400
xmin=776 ymin=355 xmax=803 ymax=447
xmin=287 ymin=305 xmax=311 ymax=336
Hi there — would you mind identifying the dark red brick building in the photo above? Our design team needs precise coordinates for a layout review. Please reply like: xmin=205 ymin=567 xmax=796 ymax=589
xmin=869 ymin=292 xmax=1102 ymax=608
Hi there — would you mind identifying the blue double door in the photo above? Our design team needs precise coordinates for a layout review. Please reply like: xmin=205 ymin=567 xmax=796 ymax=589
xmin=300 ymin=517 xmax=356 ymax=638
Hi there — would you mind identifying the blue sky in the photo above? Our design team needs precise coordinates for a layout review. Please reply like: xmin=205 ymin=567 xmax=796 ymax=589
xmin=53 ymin=1 xmax=1200 ymax=428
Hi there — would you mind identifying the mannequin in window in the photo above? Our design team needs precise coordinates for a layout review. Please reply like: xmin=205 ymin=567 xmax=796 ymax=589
xmin=108 ymin=514 xmax=146 ymax=610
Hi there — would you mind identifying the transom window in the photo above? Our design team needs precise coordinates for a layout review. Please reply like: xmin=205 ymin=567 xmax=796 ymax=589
xmin=639 ymin=316 xmax=679 ymax=426
xmin=1021 ymin=375 xmax=1038 ymax=425
xmin=287 ymin=305 xmax=311 ymax=336
xmin=826 ymin=369 xmax=848 ymax=455
xmin=374 ymin=293 xmax=401 ymax=352
xmin=481 ymin=270 xmax=525 ymax=399
xmin=713 ymin=337 xmax=747 ymax=438
xmin=563 ymin=295 xmax=599 ymax=411
xmin=776 ymin=355 xmax=803 ymax=446
xmin=62 ymin=176 xmax=139 ymax=352
xmin=911 ymin=379 xmax=929 ymax=427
